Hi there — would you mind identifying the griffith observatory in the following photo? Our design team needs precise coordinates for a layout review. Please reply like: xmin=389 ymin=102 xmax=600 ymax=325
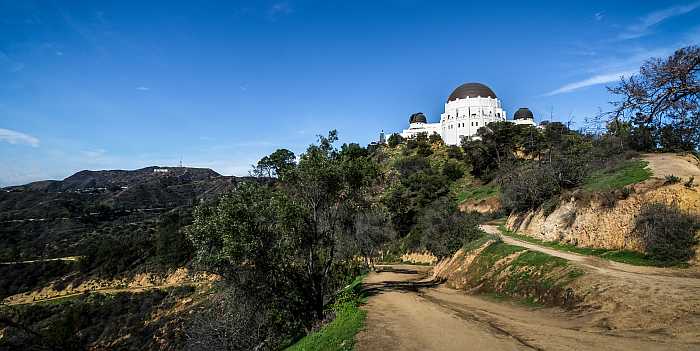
xmin=397 ymin=82 xmax=536 ymax=145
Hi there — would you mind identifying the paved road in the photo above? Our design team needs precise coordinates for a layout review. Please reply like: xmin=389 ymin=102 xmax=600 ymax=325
xmin=355 ymin=264 xmax=696 ymax=351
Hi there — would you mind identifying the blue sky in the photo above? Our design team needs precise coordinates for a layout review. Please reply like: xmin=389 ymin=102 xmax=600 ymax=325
xmin=2 ymin=1 xmax=699 ymax=186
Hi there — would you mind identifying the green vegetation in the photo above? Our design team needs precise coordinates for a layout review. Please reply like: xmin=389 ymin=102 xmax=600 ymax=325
xmin=457 ymin=183 xmax=499 ymax=203
xmin=0 ymin=287 xmax=197 ymax=350
xmin=286 ymin=304 xmax=365 ymax=351
xmin=583 ymin=160 xmax=651 ymax=192
xmin=286 ymin=275 xmax=367 ymax=351
xmin=461 ymin=234 xmax=497 ymax=252
xmin=460 ymin=240 xmax=584 ymax=307
xmin=633 ymin=203 xmax=699 ymax=264
xmin=497 ymin=225 xmax=674 ymax=267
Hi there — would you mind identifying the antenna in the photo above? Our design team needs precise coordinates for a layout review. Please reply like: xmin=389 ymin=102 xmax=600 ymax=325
xmin=179 ymin=156 xmax=183 ymax=168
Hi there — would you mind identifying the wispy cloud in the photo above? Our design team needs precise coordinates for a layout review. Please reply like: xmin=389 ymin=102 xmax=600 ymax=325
xmin=544 ymin=70 xmax=636 ymax=96
xmin=268 ymin=2 xmax=292 ymax=21
xmin=0 ymin=128 xmax=40 ymax=147
xmin=0 ymin=50 xmax=24 ymax=72
xmin=81 ymin=148 xmax=106 ymax=159
xmin=136 ymin=86 xmax=150 ymax=91
xmin=618 ymin=1 xmax=700 ymax=40
xmin=594 ymin=11 xmax=605 ymax=21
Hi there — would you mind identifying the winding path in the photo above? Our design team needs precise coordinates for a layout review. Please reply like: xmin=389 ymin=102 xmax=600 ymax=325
xmin=481 ymin=224 xmax=700 ymax=286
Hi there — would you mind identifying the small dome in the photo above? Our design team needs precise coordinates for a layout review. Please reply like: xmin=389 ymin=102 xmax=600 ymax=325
xmin=514 ymin=108 xmax=534 ymax=120
xmin=447 ymin=83 xmax=497 ymax=102
xmin=409 ymin=112 xmax=427 ymax=124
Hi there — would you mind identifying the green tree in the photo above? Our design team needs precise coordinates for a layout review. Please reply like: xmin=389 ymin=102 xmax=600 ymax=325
xmin=189 ymin=131 xmax=379 ymax=323
xmin=252 ymin=148 xmax=296 ymax=178
xmin=387 ymin=133 xmax=404 ymax=147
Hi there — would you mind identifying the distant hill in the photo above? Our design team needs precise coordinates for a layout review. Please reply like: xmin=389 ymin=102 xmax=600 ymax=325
xmin=4 ymin=166 xmax=221 ymax=193
xmin=0 ymin=166 xmax=260 ymax=261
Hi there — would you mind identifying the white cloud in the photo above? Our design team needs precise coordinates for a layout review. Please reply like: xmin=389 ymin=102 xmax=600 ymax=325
xmin=268 ymin=2 xmax=292 ymax=20
xmin=136 ymin=86 xmax=150 ymax=91
xmin=544 ymin=70 xmax=636 ymax=96
xmin=619 ymin=1 xmax=700 ymax=40
xmin=81 ymin=148 xmax=106 ymax=158
xmin=0 ymin=128 xmax=40 ymax=147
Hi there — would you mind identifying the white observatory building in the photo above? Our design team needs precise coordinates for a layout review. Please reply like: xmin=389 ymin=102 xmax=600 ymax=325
xmin=400 ymin=82 xmax=535 ymax=145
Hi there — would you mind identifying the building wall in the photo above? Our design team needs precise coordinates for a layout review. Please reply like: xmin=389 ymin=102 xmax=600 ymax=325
xmin=400 ymin=122 xmax=442 ymax=139
xmin=439 ymin=96 xmax=506 ymax=145
xmin=398 ymin=95 xmax=537 ymax=146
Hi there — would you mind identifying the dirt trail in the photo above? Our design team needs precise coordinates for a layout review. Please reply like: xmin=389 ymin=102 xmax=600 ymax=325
xmin=643 ymin=153 xmax=700 ymax=179
xmin=356 ymin=265 xmax=698 ymax=351
xmin=4 ymin=282 xmax=204 ymax=306
xmin=0 ymin=256 xmax=83 ymax=265
xmin=481 ymin=224 xmax=700 ymax=284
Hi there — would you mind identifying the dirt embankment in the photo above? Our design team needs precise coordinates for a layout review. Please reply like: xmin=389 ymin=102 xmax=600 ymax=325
xmin=459 ymin=196 xmax=501 ymax=214
xmin=431 ymin=238 xmax=700 ymax=345
xmin=507 ymin=154 xmax=700 ymax=256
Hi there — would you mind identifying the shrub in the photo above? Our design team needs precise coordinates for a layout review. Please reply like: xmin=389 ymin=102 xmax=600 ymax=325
xmin=664 ymin=174 xmax=681 ymax=185
xmin=412 ymin=197 xmax=484 ymax=258
xmin=387 ymin=133 xmax=404 ymax=148
xmin=685 ymin=176 xmax=695 ymax=188
xmin=442 ymin=160 xmax=465 ymax=181
xmin=500 ymin=163 xmax=561 ymax=212
xmin=633 ymin=203 xmax=699 ymax=263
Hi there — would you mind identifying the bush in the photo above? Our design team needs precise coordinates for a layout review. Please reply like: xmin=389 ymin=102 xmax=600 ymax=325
xmin=412 ymin=197 xmax=484 ymax=258
xmin=633 ymin=203 xmax=699 ymax=263
xmin=664 ymin=174 xmax=681 ymax=185
xmin=442 ymin=160 xmax=465 ymax=181
xmin=500 ymin=163 xmax=561 ymax=212
xmin=684 ymin=176 xmax=695 ymax=188
xmin=187 ymin=287 xmax=300 ymax=351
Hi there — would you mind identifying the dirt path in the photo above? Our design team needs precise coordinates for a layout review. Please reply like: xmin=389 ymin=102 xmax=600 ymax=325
xmin=0 ymin=256 xmax=83 ymax=265
xmin=643 ymin=153 xmax=700 ymax=179
xmin=4 ymin=282 xmax=204 ymax=306
xmin=355 ymin=265 xmax=698 ymax=351
xmin=481 ymin=224 xmax=700 ymax=285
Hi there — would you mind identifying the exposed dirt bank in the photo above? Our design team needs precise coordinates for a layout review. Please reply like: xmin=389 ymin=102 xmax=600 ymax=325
xmin=480 ymin=224 xmax=700 ymax=339
xmin=459 ymin=196 xmax=501 ymax=214
xmin=508 ymin=154 xmax=700 ymax=255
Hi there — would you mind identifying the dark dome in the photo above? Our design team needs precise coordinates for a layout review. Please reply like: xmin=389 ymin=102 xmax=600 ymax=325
xmin=409 ymin=112 xmax=427 ymax=124
xmin=514 ymin=108 xmax=534 ymax=120
xmin=447 ymin=83 xmax=497 ymax=102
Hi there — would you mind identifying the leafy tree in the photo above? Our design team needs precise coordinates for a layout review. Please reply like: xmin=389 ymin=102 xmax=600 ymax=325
xmin=387 ymin=133 xmax=404 ymax=147
xmin=252 ymin=149 xmax=296 ymax=178
xmin=413 ymin=197 xmax=483 ymax=258
xmin=155 ymin=209 xmax=194 ymax=265
xmin=442 ymin=159 xmax=465 ymax=181
xmin=189 ymin=131 xmax=379 ymax=325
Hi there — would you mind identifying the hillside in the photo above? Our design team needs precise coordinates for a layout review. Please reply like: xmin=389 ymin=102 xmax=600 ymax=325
xmin=507 ymin=153 xmax=700 ymax=262
xmin=0 ymin=167 xmax=255 ymax=262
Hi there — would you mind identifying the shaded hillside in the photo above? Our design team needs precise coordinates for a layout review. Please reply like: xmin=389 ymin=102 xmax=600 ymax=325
xmin=0 ymin=167 xmax=258 ymax=262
